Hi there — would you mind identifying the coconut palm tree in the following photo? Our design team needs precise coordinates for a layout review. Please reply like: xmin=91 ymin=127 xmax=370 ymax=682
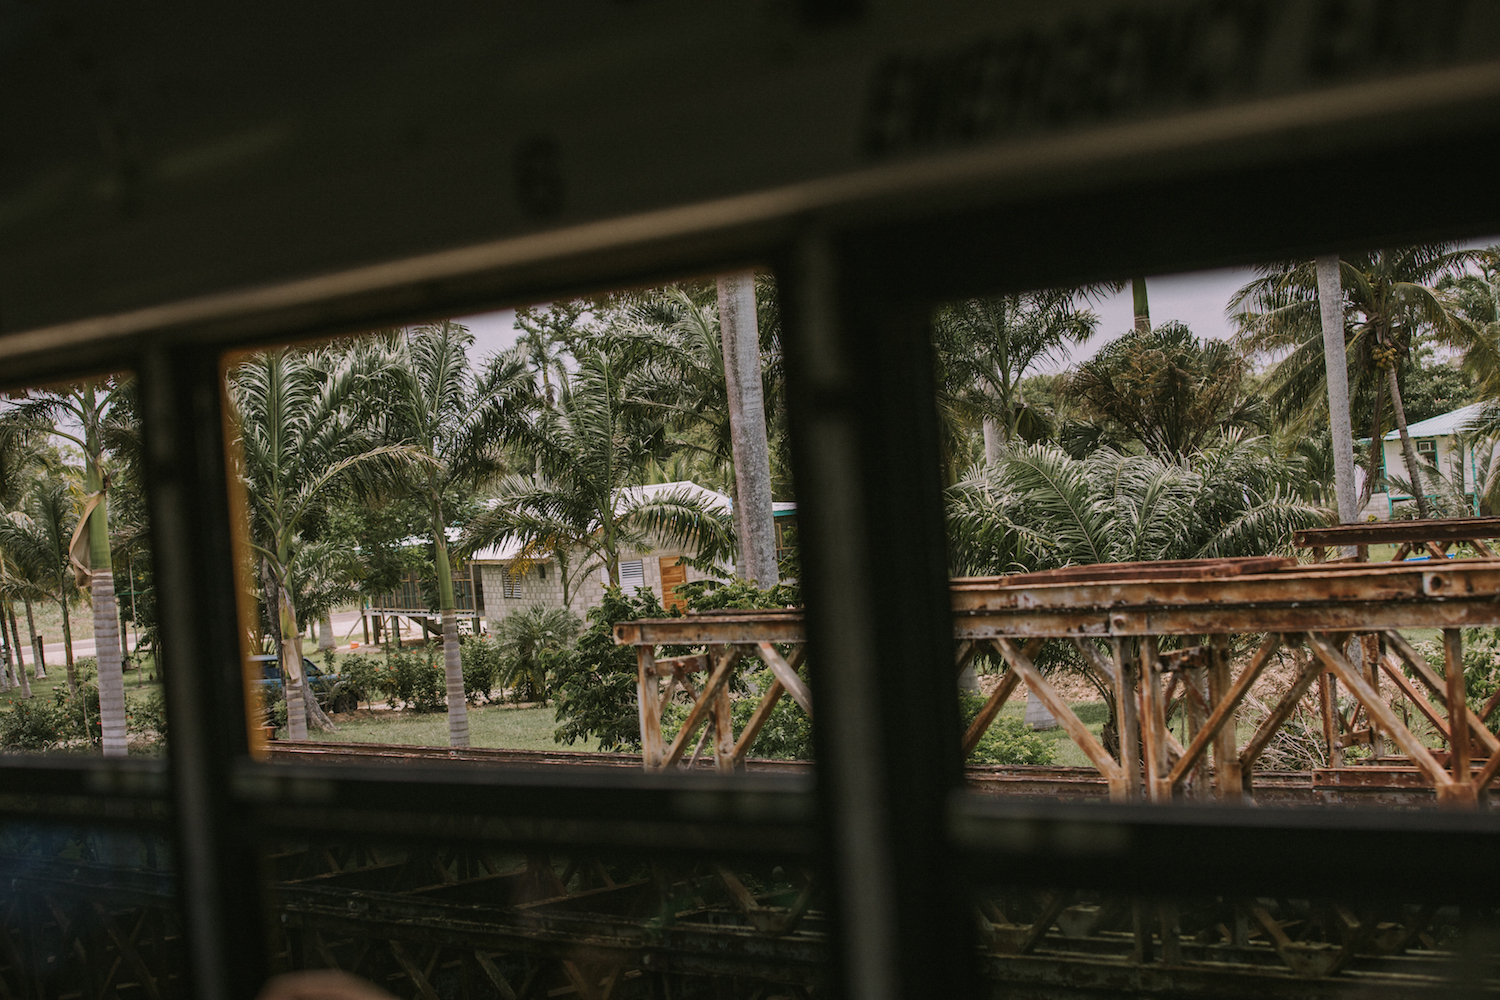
xmin=229 ymin=344 xmax=433 ymax=740
xmin=1233 ymin=244 xmax=1484 ymax=517
xmin=377 ymin=322 xmax=532 ymax=748
xmin=465 ymin=341 xmax=735 ymax=605
xmin=4 ymin=379 xmax=136 ymax=754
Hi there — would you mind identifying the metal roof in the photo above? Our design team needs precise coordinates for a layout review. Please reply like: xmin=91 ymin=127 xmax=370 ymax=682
xmin=1382 ymin=403 xmax=1485 ymax=441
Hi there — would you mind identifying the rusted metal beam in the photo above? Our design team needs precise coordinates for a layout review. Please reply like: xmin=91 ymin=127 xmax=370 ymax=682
xmin=1165 ymin=634 xmax=1281 ymax=793
xmin=661 ymin=648 xmax=742 ymax=770
xmin=1295 ymin=516 xmax=1500 ymax=548
xmin=1305 ymin=633 xmax=1462 ymax=803
xmin=994 ymin=639 xmax=1126 ymax=800
xmin=755 ymin=644 xmax=812 ymax=718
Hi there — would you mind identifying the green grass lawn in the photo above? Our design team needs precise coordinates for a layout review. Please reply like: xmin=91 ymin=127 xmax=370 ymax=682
xmin=305 ymin=701 xmax=601 ymax=752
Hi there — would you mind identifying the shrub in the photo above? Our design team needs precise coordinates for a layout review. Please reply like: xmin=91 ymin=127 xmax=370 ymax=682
xmin=134 ymin=690 xmax=169 ymax=739
xmin=339 ymin=654 xmax=383 ymax=709
xmin=0 ymin=699 xmax=63 ymax=751
xmin=959 ymin=694 xmax=1057 ymax=766
xmin=460 ymin=637 xmax=502 ymax=705
xmin=53 ymin=682 xmax=102 ymax=747
xmin=381 ymin=648 xmax=445 ymax=712
xmin=493 ymin=606 xmax=580 ymax=704
xmin=553 ymin=587 xmax=667 ymax=751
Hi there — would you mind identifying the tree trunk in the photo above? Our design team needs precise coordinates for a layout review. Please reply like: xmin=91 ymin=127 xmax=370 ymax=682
xmin=318 ymin=614 xmax=336 ymax=653
xmin=1132 ymin=277 xmax=1151 ymax=334
xmin=981 ymin=417 xmax=1004 ymax=467
xmin=25 ymin=597 xmax=45 ymax=680
xmin=277 ymin=588 xmax=309 ymax=741
xmin=1357 ymin=377 xmax=1386 ymax=512
xmin=442 ymin=608 xmax=468 ymax=746
xmin=17 ymin=598 xmax=35 ymax=696
xmin=6 ymin=602 xmax=25 ymax=680
xmin=60 ymin=590 xmax=75 ymax=693
xmin=1387 ymin=365 xmax=1430 ymax=519
xmin=432 ymin=527 xmax=470 ymax=748
xmin=93 ymin=568 xmax=128 ymax=756
xmin=717 ymin=271 xmax=779 ymax=588
xmin=1316 ymin=255 xmax=1359 ymax=533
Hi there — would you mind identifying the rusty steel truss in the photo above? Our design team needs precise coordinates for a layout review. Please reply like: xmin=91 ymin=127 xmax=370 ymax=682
xmin=615 ymin=557 xmax=1500 ymax=807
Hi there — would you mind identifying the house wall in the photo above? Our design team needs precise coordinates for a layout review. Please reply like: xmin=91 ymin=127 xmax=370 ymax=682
xmin=476 ymin=546 xmax=728 ymax=627
xmin=1380 ymin=434 xmax=1470 ymax=496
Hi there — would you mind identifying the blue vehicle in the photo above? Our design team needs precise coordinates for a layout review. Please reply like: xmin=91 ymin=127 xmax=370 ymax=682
xmin=250 ymin=654 xmax=356 ymax=713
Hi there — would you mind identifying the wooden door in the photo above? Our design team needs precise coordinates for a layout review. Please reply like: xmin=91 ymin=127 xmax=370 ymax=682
xmin=659 ymin=557 xmax=688 ymax=611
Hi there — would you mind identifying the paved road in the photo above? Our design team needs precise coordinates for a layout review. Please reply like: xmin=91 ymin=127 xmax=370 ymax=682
xmin=21 ymin=607 xmax=420 ymax=668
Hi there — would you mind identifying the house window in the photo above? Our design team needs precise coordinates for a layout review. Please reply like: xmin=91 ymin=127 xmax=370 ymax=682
xmin=619 ymin=559 xmax=645 ymax=591
xmin=500 ymin=570 xmax=520 ymax=598
xmin=1418 ymin=439 xmax=1436 ymax=458
xmin=538 ymin=563 xmax=547 ymax=580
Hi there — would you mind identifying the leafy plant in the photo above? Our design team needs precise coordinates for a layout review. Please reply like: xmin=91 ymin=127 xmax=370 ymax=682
xmin=552 ymin=587 xmax=667 ymax=751
xmin=458 ymin=637 xmax=501 ymax=705
xmin=491 ymin=607 xmax=580 ymax=704
xmin=958 ymin=694 xmax=1056 ymax=766
xmin=134 ymin=690 xmax=169 ymax=739
xmin=379 ymin=648 xmax=445 ymax=712
xmin=0 ymin=699 xmax=62 ymax=751
xmin=339 ymin=654 xmax=384 ymax=709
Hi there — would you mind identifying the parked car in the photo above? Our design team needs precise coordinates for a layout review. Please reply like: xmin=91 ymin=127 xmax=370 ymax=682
xmin=250 ymin=654 xmax=357 ymax=713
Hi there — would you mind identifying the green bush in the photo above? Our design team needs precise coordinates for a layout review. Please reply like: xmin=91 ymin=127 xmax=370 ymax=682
xmin=134 ymin=690 xmax=169 ymax=739
xmin=959 ymin=694 xmax=1057 ymax=766
xmin=339 ymin=654 xmax=383 ymax=708
xmin=0 ymin=699 xmax=63 ymax=751
xmin=460 ymin=637 xmax=502 ymax=705
xmin=381 ymin=648 xmax=445 ymax=712
xmin=53 ymin=682 xmax=102 ymax=747
xmin=553 ymin=587 xmax=667 ymax=751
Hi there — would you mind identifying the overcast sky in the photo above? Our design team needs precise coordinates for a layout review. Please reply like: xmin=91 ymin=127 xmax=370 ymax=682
xmin=450 ymin=233 xmax=1500 ymax=373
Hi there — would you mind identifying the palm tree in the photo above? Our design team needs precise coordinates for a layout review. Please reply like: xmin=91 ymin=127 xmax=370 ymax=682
xmin=229 ymin=345 xmax=432 ymax=740
xmin=933 ymin=291 xmax=1099 ymax=469
xmin=18 ymin=477 xmax=81 ymax=684
xmin=492 ymin=605 xmax=580 ymax=703
xmin=1234 ymin=244 xmax=1484 ymax=516
xmin=378 ymin=322 xmax=530 ymax=748
xmin=946 ymin=436 xmax=1327 ymax=576
xmin=465 ymin=342 xmax=735 ymax=605
xmin=5 ymin=380 xmax=135 ymax=754
xmin=1 ymin=478 xmax=87 ymax=690
xmin=1064 ymin=322 xmax=1261 ymax=461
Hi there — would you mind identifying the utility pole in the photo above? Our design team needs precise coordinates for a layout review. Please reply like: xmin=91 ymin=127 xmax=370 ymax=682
xmin=717 ymin=271 xmax=779 ymax=588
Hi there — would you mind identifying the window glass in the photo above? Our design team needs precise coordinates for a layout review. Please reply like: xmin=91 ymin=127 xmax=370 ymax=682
xmin=0 ymin=374 xmax=164 ymax=759
xmin=261 ymin=830 xmax=822 ymax=997
xmin=219 ymin=276 xmax=810 ymax=776
xmin=934 ymin=242 xmax=1500 ymax=812
xmin=0 ymin=821 xmax=183 ymax=995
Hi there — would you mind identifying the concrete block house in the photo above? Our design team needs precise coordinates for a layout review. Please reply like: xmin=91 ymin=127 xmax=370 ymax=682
xmin=470 ymin=481 xmax=736 ymax=625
